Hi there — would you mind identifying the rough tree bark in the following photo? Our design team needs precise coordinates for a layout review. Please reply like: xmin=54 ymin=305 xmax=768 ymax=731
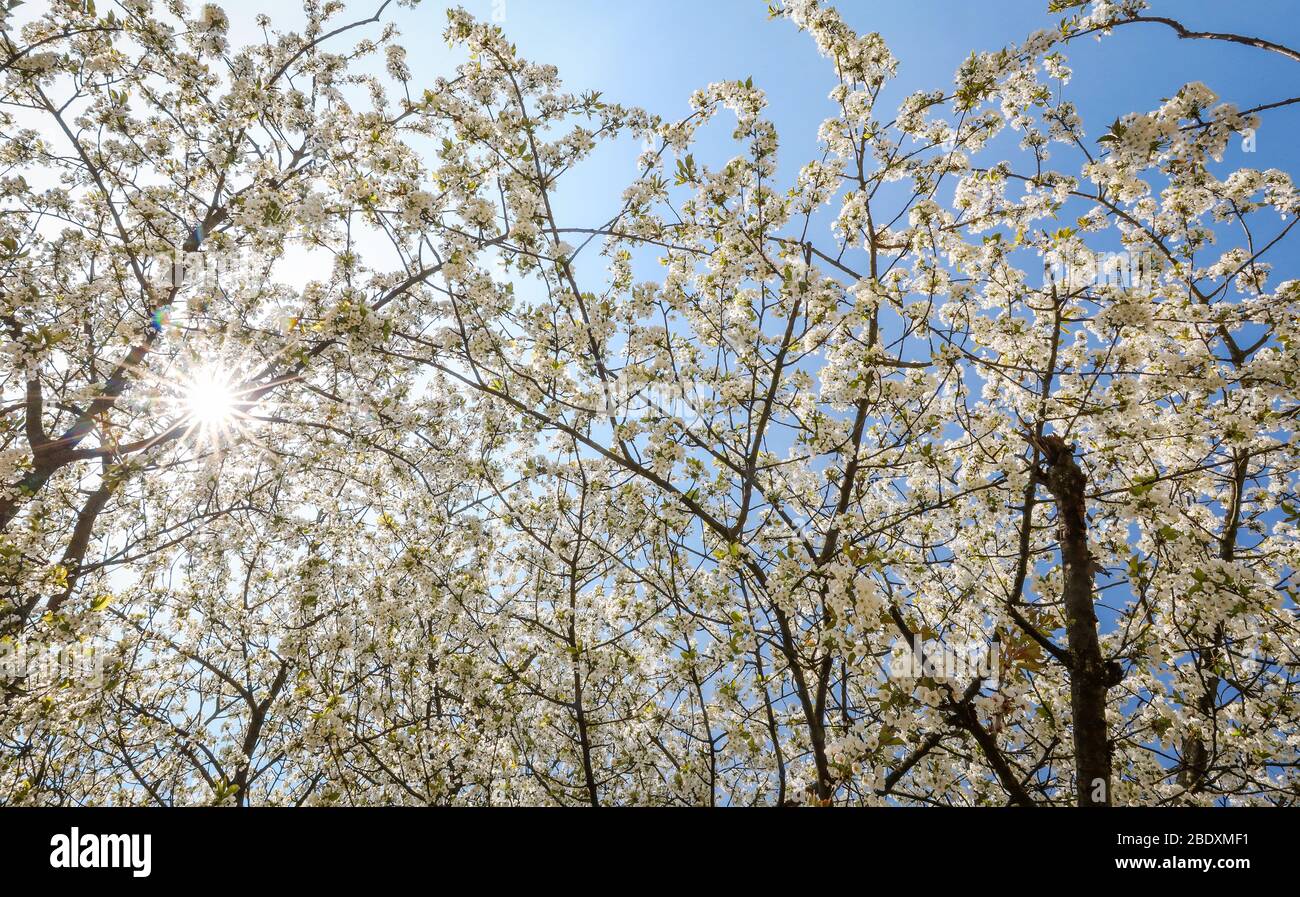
xmin=1034 ymin=433 xmax=1120 ymax=807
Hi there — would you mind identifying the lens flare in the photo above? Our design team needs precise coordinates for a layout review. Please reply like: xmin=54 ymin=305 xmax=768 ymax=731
xmin=173 ymin=363 xmax=254 ymax=450
xmin=184 ymin=366 xmax=238 ymax=427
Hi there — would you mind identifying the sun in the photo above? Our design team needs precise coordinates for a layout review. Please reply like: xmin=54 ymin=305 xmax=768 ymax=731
xmin=180 ymin=364 xmax=243 ymax=437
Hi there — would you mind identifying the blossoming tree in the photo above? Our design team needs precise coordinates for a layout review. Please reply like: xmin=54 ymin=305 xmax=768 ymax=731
xmin=1 ymin=0 xmax=1297 ymax=806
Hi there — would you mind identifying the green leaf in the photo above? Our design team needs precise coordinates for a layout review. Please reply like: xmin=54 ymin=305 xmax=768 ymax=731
xmin=1129 ymin=477 xmax=1158 ymax=497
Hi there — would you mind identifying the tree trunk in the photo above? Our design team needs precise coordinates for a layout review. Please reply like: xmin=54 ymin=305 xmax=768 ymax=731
xmin=1038 ymin=435 xmax=1115 ymax=807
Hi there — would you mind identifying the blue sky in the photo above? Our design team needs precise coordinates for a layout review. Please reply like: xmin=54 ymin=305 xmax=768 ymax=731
xmin=102 ymin=1 xmax=1300 ymax=798
xmin=475 ymin=0 xmax=1300 ymax=160
xmin=416 ymin=1 xmax=1300 ymax=131
xmin=221 ymin=0 xmax=1300 ymax=213
xmin=181 ymin=0 xmax=1300 ymax=328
